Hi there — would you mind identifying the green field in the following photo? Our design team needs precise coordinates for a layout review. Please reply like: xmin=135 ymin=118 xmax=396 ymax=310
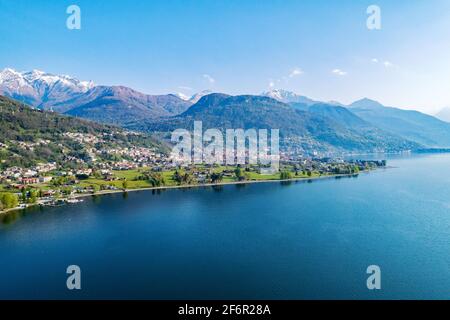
xmin=1 ymin=166 xmax=326 ymax=198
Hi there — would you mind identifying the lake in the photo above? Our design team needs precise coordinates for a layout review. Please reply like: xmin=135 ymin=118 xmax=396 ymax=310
xmin=1 ymin=154 xmax=450 ymax=299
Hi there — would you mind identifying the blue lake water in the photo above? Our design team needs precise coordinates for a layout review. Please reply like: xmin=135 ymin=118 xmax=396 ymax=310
xmin=1 ymin=154 xmax=450 ymax=299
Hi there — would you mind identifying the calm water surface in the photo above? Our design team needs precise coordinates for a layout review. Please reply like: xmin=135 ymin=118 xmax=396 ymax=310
xmin=1 ymin=154 xmax=450 ymax=299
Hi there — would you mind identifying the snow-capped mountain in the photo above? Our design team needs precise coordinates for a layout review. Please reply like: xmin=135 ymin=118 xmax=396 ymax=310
xmin=0 ymin=68 xmax=193 ymax=121
xmin=189 ymin=90 xmax=213 ymax=104
xmin=174 ymin=92 xmax=191 ymax=101
xmin=0 ymin=68 xmax=94 ymax=109
xmin=327 ymin=100 xmax=346 ymax=107
xmin=261 ymin=89 xmax=317 ymax=106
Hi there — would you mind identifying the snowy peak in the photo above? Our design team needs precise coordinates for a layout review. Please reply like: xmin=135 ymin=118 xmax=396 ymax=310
xmin=0 ymin=68 xmax=94 ymax=90
xmin=261 ymin=89 xmax=291 ymax=101
xmin=22 ymin=69 xmax=45 ymax=81
xmin=0 ymin=68 xmax=22 ymax=79
xmin=261 ymin=89 xmax=317 ymax=105
xmin=0 ymin=68 xmax=95 ymax=109
xmin=189 ymin=90 xmax=213 ymax=103
xmin=18 ymin=69 xmax=94 ymax=91
xmin=0 ymin=68 xmax=29 ymax=88
xmin=174 ymin=92 xmax=191 ymax=101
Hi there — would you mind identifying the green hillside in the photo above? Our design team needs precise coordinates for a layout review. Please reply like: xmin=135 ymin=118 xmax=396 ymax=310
xmin=0 ymin=95 xmax=163 ymax=169
xmin=127 ymin=94 xmax=420 ymax=154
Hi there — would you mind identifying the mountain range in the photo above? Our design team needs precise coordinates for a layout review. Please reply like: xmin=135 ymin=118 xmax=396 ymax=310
xmin=128 ymin=93 xmax=419 ymax=154
xmin=63 ymin=86 xmax=192 ymax=125
xmin=2 ymin=68 xmax=450 ymax=154
xmin=348 ymin=99 xmax=450 ymax=147
xmin=0 ymin=68 xmax=192 ymax=124
xmin=261 ymin=89 xmax=318 ymax=106
xmin=0 ymin=68 xmax=94 ymax=110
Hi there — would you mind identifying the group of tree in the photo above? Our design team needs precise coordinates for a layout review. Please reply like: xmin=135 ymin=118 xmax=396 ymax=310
xmin=136 ymin=171 xmax=166 ymax=187
xmin=333 ymin=165 xmax=360 ymax=175
xmin=51 ymin=175 xmax=77 ymax=187
xmin=280 ymin=170 xmax=293 ymax=180
xmin=0 ymin=193 xmax=19 ymax=210
xmin=24 ymin=188 xmax=39 ymax=204
xmin=234 ymin=167 xmax=250 ymax=181
xmin=172 ymin=170 xmax=194 ymax=185
xmin=209 ymin=172 xmax=223 ymax=183
xmin=90 ymin=184 xmax=101 ymax=194
xmin=301 ymin=170 xmax=313 ymax=177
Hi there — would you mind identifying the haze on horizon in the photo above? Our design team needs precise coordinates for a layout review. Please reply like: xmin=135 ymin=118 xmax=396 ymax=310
xmin=1 ymin=0 xmax=450 ymax=114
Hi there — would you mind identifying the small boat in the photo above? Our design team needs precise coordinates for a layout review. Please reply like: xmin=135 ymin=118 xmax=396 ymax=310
xmin=67 ymin=198 xmax=84 ymax=204
xmin=49 ymin=200 xmax=66 ymax=207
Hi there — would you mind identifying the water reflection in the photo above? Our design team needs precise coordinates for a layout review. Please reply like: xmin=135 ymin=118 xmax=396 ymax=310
xmin=152 ymin=189 xmax=165 ymax=195
xmin=1 ymin=211 xmax=20 ymax=225
xmin=212 ymin=185 xmax=224 ymax=192
xmin=335 ymin=174 xmax=359 ymax=180
xmin=92 ymin=194 xmax=102 ymax=204
xmin=1 ymin=205 xmax=43 ymax=226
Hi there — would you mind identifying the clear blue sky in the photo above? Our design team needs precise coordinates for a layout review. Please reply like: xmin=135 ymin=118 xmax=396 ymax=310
xmin=1 ymin=0 xmax=450 ymax=113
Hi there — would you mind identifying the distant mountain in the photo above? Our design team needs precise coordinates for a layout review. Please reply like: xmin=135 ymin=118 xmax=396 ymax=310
xmin=0 ymin=68 xmax=94 ymax=110
xmin=261 ymin=89 xmax=317 ymax=105
xmin=327 ymin=100 xmax=346 ymax=107
xmin=174 ymin=92 xmax=191 ymax=101
xmin=0 ymin=68 xmax=193 ymax=124
xmin=189 ymin=90 xmax=213 ymax=104
xmin=349 ymin=98 xmax=385 ymax=109
xmin=349 ymin=98 xmax=450 ymax=147
xmin=3 ymin=68 xmax=445 ymax=153
xmin=128 ymin=94 xmax=419 ymax=154
xmin=64 ymin=86 xmax=192 ymax=125
xmin=0 ymin=95 xmax=162 ymax=168
xmin=435 ymin=107 xmax=450 ymax=123
xmin=307 ymin=103 xmax=369 ymax=128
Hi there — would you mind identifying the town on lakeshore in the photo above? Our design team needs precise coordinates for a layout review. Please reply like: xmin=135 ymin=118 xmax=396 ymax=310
xmin=0 ymin=130 xmax=387 ymax=215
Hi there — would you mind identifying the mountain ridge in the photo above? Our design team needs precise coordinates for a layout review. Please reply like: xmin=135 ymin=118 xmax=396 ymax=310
xmin=2 ymin=68 xmax=448 ymax=152
xmin=127 ymin=94 xmax=420 ymax=155
xmin=0 ymin=68 xmax=193 ymax=124
xmin=261 ymin=89 xmax=318 ymax=105
xmin=64 ymin=86 xmax=192 ymax=124
xmin=349 ymin=99 xmax=450 ymax=147
xmin=0 ymin=68 xmax=94 ymax=110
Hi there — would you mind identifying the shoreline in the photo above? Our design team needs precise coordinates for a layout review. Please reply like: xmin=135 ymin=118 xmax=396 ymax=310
xmin=0 ymin=170 xmax=375 ymax=216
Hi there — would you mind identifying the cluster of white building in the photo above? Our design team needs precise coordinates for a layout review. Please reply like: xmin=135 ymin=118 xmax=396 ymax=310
xmin=0 ymin=162 xmax=57 ymax=185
